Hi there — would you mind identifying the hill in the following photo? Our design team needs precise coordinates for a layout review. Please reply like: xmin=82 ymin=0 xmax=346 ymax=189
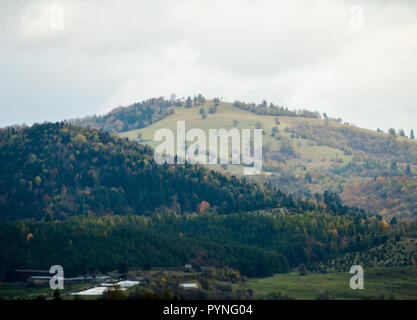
xmin=69 ymin=96 xmax=180 ymax=133
xmin=0 ymin=122 xmax=296 ymax=221
xmin=16 ymin=96 xmax=417 ymax=221
xmin=102 ymin=97 xmax=416 ymax=220
xmin=341 ymin=176 xmax=417 ymax=220
xmin=310 ymin=238 xmax=417 ymax=273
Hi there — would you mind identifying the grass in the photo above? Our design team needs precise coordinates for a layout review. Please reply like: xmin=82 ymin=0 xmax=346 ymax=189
xmin=3 ymin=266 xmax=417 ymax=300
xmin=119 ymin=101 xmax=354 ymax=175
xmin=248 ymin=267 xmax=417 ymax=300
xmin=0 ymin=283 xmax=94 ymax=300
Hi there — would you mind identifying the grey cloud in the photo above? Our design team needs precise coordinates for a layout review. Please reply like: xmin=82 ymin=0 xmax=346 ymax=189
xmin=0 ymin=0 xmax=416 ymax=133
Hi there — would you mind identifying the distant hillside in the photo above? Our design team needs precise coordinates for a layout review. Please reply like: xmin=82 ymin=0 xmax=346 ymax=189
xmin=310 ymin=238 xmax=417 ymax=273
xmin=70 ymin=95 xmax=318 ymax=133
xmin=291 ymin=122 xmax=417 ymax=165
xmin=114 ymin=99 xmax=416 ymax=219
xmin=341 ymin=176 xmax=417 ymax=220
xmin=68 ymin=96 xmax=417 ymax=220
xmin=0 ymin=122 xmax=309 ymax=221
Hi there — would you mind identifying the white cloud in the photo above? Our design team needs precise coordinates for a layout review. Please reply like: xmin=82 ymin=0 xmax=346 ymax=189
xmin=0 ymin=0 xmax=416 ymax=133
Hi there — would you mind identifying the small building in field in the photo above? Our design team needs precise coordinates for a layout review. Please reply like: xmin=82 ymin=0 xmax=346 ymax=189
xmin=179 ymin=282 xmax=199 ymax=289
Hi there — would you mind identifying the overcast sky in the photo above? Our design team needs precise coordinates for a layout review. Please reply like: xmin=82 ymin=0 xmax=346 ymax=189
xmin=1 ymin=0 xmax=416 ymax=132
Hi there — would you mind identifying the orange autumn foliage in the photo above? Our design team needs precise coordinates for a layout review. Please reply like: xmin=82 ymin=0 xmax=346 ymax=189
xmin=198 ymin=201 xmax=210 ymax=215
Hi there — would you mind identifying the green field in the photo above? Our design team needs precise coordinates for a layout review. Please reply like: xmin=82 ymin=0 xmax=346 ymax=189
xmin=248 ymin=267 xmax=417 ymax=300
xmin=0 ymin=283 xmax=94 ymax=300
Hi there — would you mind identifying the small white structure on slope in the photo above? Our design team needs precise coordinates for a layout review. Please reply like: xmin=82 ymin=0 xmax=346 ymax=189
xmin=179 ymin=283 xmax=199 ymax=289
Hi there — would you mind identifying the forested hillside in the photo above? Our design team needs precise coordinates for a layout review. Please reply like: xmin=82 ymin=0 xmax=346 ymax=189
xmin=0 ymin=121 xmax=383 ymax=280
xmin=0 ymin=208 xmax=394 ymax=280
xmin=341 ymin=176 xmax=417 ymax=219
xmin=291 ymin=122 xmax=417 ymax=165
xmin=310 ymin=239 xmax=417 ymax=273
xmin=1 ymin=98 xmax=416 ymax=296
xmin=111 ymin=97 xmax=417 ymax=220
xmin=0 ymin=122 xmax=296 ymax=221
xmin=69 ymin=96 xmax=206 ymax=133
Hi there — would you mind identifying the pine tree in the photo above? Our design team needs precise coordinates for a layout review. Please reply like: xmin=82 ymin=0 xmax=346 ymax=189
xmin=405 ymin=164 xmax=412 ymax=176
xmin=410 ymin=129 xmax=415 ymax=140
xmin=185 ymin=97 xmax=192 ymax=108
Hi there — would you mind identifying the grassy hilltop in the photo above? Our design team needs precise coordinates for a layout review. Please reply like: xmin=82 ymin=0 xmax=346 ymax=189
xmin=120 ymin=101 xmax=352 ymax=171
xmin=116 ymin=99 xmax=417 ymax=220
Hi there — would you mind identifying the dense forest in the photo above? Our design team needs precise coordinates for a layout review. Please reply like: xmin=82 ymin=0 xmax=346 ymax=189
xmin=0 ymin=121 xmax=391 ymax=281
xmin=0 ymin=208 xmax=397 ymax=280
xmin=0 ymin=122 xmax=298 ymax=221
xmin=341 ymin=176 xmax=417 ymax=219
xmin=0 ymin=214 xmax=286 ymax=279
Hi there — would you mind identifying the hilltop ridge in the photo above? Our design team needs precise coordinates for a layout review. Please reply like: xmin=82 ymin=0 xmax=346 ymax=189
xmin=10 ymin=95 xmax=417 ymax=220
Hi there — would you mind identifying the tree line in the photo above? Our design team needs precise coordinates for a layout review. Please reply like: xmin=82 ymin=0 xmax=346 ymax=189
xmin=0 ymin=206 xmax=395 ymax=281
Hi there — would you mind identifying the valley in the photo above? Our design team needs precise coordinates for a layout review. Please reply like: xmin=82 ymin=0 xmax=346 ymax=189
xmin=1 ymin=96 xmax=416 ymax=301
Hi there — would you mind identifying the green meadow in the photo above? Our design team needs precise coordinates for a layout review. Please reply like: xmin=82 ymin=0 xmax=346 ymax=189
xmin=119 ymin=101 xmax=353 ymax=175
xmin=248 ymin=267 xmax=417 ymax=300
xmin=0 ymin=283 xmax=92 ymax=300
